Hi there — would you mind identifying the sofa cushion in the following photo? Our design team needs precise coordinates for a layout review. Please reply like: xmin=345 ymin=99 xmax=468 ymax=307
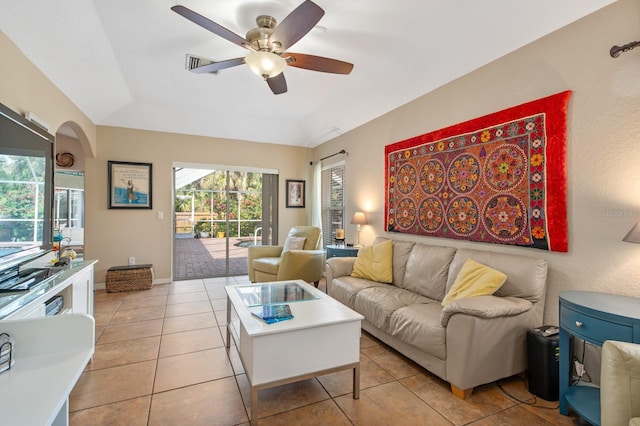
xmin=329 ymin=276 xmax=387 ymax=309
xmin=352 ymin=240 xmax=393 ymax=283
xmin=445 ymin=248 xmax=547 ymax=303
xmin=440 ymin=295 xmax=533 ymax=327
xmin=354 ymin=285 xmax=431 ymax=331
xmin=388 ymin=303 xmax=447 ymax=360
xmin=373 ymin=237 xmax=415 ymax=287
xmin=402 ymin=244 xmax=456 ymax=300
xmin=441 ymin=258 xmax=506 ymax=306
xmin=392 ymin=240 xmax=416 ymax=287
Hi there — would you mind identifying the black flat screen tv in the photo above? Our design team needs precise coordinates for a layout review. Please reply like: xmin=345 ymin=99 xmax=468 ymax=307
xmin=0 ymin=103 xmax=55 ymax=271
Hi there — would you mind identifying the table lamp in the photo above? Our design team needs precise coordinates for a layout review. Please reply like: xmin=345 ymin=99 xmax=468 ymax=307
xmin=351 ymin=211 xmax=367 ymax=247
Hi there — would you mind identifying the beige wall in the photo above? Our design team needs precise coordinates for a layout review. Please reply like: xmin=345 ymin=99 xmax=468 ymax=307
xmin=85 ymin=126 xmax=311 ymax=283
xmin=1 ymin=30 xmax=312 ymax=285
xmin=0 ymin=32 xmax=96 ymax=158
xmin=4 ymin=1 xmax=640 ymax=323
xmin=55 ymin=133 xmax=86 ymax=172
xmin=314 ymin=0 xmax=640 ymax=324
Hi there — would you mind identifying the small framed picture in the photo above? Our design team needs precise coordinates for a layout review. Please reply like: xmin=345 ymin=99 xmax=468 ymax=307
xmin=286 ymin=179 xmax=305 ymax=208
xmin=108 ymin=161 xmax=153 ymax=209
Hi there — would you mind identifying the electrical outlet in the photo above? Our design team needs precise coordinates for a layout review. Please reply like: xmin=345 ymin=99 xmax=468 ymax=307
xmin=574 ymin=360 xmax=585 ymax=377
xmin=129 ymin=257 xmax=135 ymax=266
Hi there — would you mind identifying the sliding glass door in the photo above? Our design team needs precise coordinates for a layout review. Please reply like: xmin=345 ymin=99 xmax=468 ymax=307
xmin=173 ymin=164 xmax=277 ymax=280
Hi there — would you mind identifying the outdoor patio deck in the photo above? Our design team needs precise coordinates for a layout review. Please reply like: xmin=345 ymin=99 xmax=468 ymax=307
xmin=174 ymin=236 xmax=253 ymax=280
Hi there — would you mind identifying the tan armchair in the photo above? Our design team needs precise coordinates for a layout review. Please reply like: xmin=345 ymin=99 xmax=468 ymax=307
xmin=248 ymin=226 xmax=324 ymax=286
xmin=601 ymin=340 xmax=640 ymax=426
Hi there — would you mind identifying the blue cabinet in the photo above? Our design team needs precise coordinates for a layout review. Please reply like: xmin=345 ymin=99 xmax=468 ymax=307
xmin=326 ymin=245 xmax=359 ymax=259
xmin=559 ymin=291 xmax=640 ymax=425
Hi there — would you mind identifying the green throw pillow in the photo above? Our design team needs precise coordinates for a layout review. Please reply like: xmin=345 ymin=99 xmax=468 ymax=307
xmin=351 ymin=240 xmax=393 ymax=283
xmin=441 ymin=258 xmax=507 ymax=306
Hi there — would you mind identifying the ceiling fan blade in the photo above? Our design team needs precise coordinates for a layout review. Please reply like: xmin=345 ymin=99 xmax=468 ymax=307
xmin=285 ymin=53 xmax=354 ymax=74
xmin=191 ymin=57 xmax=245 ymax=74
xmin=267 ymin=73 xmax=288 ymax=95
xmin=172 ymin=5 xmax=249 ymax=50
xmin=269 ymin=1 xmax=324 ymax=51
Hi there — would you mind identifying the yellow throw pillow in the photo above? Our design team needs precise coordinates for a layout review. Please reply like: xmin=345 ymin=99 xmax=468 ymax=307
xmin=351 ymin=240 xmax=393 ymax=283
xmin=441 ymin=258 xmax=507 ymax=306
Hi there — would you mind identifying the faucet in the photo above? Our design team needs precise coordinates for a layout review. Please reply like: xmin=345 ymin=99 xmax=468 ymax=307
xmin=60 ymin=237 xmax=71 ymax=253
xmin=58 ymin=237 xmax=75 ymax=263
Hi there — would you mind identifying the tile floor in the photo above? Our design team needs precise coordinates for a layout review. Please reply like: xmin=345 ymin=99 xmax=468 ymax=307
xmin=173 ymin=238 xmax=250 ymax=280
xmin=69 ymin=277 xmax=583 ymax=426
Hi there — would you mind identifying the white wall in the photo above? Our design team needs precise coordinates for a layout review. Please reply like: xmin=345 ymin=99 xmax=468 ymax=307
xmin=314 ymin=0 xmax=640 ymax=324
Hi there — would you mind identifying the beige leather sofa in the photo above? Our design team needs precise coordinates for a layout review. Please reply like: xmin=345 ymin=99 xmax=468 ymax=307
xmin=248 ymin=226 xmax=324 ymax=286
xmin=601 ymin=340 xmax=640 ymax=426
xmin=326 ymin=237 xmax=548 ymax=398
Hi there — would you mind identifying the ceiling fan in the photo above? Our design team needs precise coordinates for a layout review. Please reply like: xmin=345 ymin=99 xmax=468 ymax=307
xmin=171 ymin=1 xmax=354 ymax=95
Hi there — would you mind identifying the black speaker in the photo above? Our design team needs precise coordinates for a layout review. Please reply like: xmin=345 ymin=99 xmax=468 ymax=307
xmin=526 ymin=325 xmax=559 ymax=401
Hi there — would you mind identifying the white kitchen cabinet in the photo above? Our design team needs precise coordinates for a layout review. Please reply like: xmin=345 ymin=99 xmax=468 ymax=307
xmin=0 ymin=260 xmax=97 ymax=320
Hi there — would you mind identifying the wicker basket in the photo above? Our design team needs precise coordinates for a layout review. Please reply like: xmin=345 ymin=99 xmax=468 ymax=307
xmin=106 ymin=264 xmax=154 ymax=293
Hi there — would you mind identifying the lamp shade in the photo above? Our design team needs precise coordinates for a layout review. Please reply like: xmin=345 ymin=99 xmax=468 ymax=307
xmin=351 ymin=212 xmax=367 ymax=225
xmin=623 ymin=220 xmax=640 ymax=243
xmin=244 ymin=51 xmax=286 ymax=79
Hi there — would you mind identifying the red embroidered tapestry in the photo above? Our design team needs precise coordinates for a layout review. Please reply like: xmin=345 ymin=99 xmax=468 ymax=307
xmin=384 ymin=91 xmax=571 ymax=252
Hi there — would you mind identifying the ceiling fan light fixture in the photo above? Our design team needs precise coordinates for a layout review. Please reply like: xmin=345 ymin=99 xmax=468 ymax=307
xmin=173 ymin=2 xmax=352 ymax=95
xmin=245 ymin=51 xmax=286 ymax=79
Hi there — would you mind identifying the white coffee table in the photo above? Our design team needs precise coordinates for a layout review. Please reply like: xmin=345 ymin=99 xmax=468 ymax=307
xmin=225 ymin=280 xmax=363 ymax=425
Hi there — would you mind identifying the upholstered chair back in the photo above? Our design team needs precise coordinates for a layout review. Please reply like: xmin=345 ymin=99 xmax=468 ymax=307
xmin=601 ymin=340 xmax=640 ymax=426
xmin=287 ymin=226 xmax=321 ymax=250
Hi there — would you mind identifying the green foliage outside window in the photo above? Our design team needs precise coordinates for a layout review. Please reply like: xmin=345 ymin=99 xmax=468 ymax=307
xmin=174 ymin=170 xmax=263 ymax=238
xmin=0 ymin=155 xmax=45 ymax=242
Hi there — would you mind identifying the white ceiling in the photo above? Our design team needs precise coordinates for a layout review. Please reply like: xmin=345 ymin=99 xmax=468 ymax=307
xmin=0 ymin=0 xmax=616 ymax=147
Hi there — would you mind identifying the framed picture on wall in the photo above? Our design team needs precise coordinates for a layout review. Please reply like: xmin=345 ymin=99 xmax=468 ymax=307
xmin=286 ymin=179 xmax=305 ymax=208
xmin=108 ymin=161 xmax=153 ymax=209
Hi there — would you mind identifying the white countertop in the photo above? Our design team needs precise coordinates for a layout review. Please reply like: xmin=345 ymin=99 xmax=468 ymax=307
xmin=0 ymin=314 xmax=95 ymax=425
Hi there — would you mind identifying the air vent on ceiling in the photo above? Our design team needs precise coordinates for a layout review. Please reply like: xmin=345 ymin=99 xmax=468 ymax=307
xmin=185 ymin=54 xmax=217 ymax=74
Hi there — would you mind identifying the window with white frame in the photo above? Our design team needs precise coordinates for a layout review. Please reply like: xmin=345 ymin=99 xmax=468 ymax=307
xmin=321 ymin=162 xmax=345 ymax=248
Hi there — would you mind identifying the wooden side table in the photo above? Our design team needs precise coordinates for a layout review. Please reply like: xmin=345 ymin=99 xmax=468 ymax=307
xmin=559 ymin=291 xmax=640 ymax=425
xmin=326 ymin=245 xmax=360 ymax=259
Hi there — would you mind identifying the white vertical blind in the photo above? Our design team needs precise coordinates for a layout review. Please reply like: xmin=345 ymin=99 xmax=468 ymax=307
xmin=321 ymin=162 xmax=345 ymax=248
